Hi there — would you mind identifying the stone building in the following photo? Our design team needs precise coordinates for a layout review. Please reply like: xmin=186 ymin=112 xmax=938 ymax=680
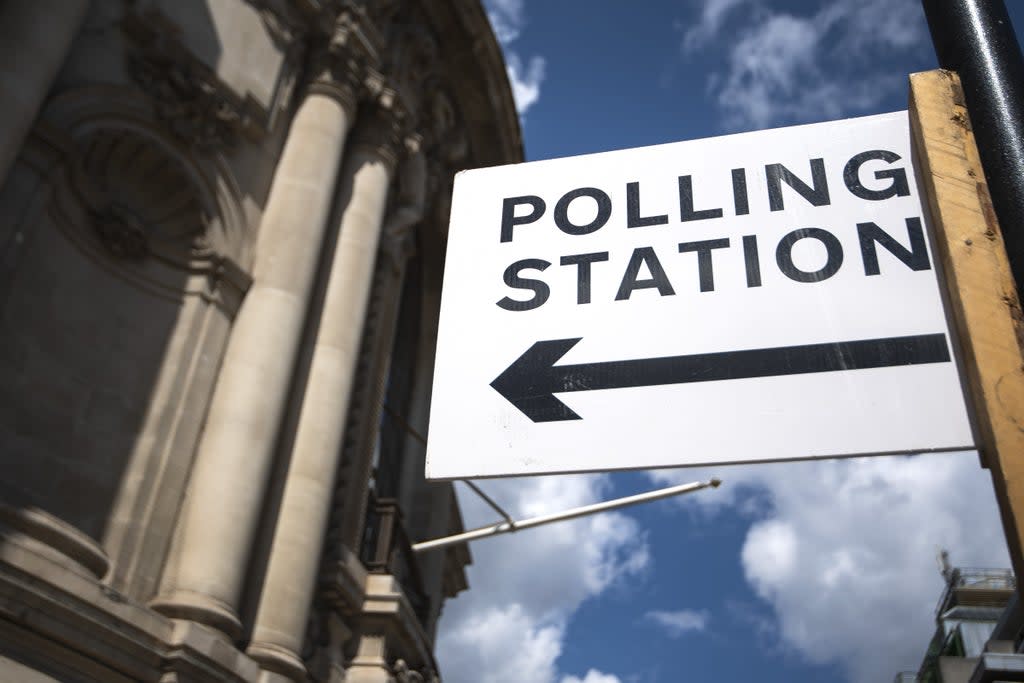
xmin=0 ymin=1 xmax=521 ymax=680
xmin=899 ymin=562 xmax=1024 ymax=683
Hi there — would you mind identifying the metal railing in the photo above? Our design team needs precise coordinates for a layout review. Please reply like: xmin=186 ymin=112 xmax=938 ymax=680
xmin=916 ymin=626 xmax=963 ymax=683
xmin=936 ymin=567 xmax=1016 ymax=615
xmin=951 ymin=568 xmax=1017 ymax=590
xmin=360 ymin=494 xmax=431 ymax=627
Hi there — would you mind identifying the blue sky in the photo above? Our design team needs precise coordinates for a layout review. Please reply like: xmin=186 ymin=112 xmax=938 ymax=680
xmin=435 ymin=2 xmax=1024 ymax=683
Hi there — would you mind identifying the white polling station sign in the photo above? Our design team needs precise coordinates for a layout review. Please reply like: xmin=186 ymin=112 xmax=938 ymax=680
xmin=425 ymin=111 xmax=975 ymax=479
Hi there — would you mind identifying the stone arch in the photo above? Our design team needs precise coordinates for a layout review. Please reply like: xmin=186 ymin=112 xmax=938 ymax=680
xmin=43 ymin=86 xmax=251 ymax=302
xmin=0 ymin=86 xmax=251 ymax=596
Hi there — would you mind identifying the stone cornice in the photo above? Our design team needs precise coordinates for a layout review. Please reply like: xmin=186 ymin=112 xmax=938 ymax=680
xmin=349 ymin=100 xmax=413 ymax=172
xmin=304 ymin=4 xmax=384 ymax=115
xmin=0 ymin=541 xmax=261 ymax=681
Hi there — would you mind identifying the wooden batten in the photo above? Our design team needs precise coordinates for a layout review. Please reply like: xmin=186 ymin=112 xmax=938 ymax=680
xmin=909 ymin=69 xmax=1024 ymax=579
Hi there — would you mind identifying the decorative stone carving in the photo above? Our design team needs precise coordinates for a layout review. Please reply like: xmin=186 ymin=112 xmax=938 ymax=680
xmin=39 ymin=108 xmax=252 ymax=309
xmin=122 ymin=12 xmax=250 ymax=154
xmin=364 ymin=0 xmax=403 ymax=28
xmin=380 ymin=135 xmax=427 ymax=266
xmin=127 ymin=51 xmax=245 ymax=154
xmin=242 ymin=0 xmax=307 ymax=50
xmin=393 ymin=659 xmax=439 ymax=683
xmin=307 ymin=2 xmax=384 ymax=112
xmin=386 ymin=23 xmax=439 ymax=103
xmin=393 ymin=659 xmax=423 ymax=683
xmin=418 ymin=86 xmax=470 ymax=229
xmin=423 ymin=87 xmax=469 ymax=165
xmin=93 ymin=204 xmax=149 ymax=261
xmin=350 ymin=102 xmax=412 ymax=170
xmin=303 ymin=608 xmax=352 ymax=683
xmin=71 ymin=126 xmax=208 ymax=263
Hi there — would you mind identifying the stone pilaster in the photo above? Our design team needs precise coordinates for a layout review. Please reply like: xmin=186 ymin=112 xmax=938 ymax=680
xmin=150 ymin=18 xmax=369 ymax=639
xmin=246 ymin=101 xmax=417 ymax=679
xmin=0 ymin=0 xmax=89 ymax=188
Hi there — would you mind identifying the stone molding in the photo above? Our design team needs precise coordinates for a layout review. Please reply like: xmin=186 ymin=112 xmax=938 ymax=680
xmin=306 ymin=6 xmax=380 ymax=116
xmin=245 ymin=639 xmax=306 ymax=680
xmin=0 ymin=504 xmax=109 ymax=580
xmin=353 ymin=573 xmax=438 ymax=675
xmin=122 ymin=11 xmax=251 ymax=154
xmin=126 ymin=49 xmax=247 ymax=155
xmin=0 ymin=537 xmax=261 ymax=682
xmin=394 ymin=658 xmax=440 ymax=683
xmin=348 ymin=102 xmax=410 ymax=172
xmin=148 ymin=588 xmax=245 ymax=642
xmin=379 ymin=144 xmax=427 ymax=274
xmin=122 ymin=4 xmax=309 ymax=153
xmin=36 ymin=87 xmax=253 ymax=313
xmin=243 ymin=0 xmax=309 ymax=49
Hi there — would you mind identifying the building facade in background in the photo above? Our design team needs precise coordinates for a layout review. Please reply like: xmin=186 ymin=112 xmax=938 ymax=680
xmin=0 ymin=1 xmax=521 ymax=680
xmin=897 ymin=560 xmax=1024 ymax=683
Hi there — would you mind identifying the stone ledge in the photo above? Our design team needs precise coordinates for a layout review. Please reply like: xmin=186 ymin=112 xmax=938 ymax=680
xmin=0 ymin=504 xmax=109 ymax=580
xmin=0 ymin=533 xmax=260 ymax=682
xmin=355 ymin=573 xmax=435 ymax=673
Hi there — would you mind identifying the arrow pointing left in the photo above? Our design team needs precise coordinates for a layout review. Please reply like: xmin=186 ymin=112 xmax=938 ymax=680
xmin=490 ymin=334 xmax=953 ymax=423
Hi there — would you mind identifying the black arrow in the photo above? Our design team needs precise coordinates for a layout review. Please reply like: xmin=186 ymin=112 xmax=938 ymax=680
xmin=490 ymin=333 xmax=952 ymax=423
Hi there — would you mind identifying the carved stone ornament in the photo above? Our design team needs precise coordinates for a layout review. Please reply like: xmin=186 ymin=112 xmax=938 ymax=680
xmin=386 ymin=23 xmax=439 ymax=104
xmin=122 ymin=11 xmax=248 ymax=154
xmin=380 ymin=147 xmax=427 ymax=271
xmin=351 ymin=102 xmax=411 ymax=170
xmin=127 ymin=51 xmax=244 ymax=154
xmin=306 ymin=3 xmax=384 ymax=108
xmin=70 ymin=126 xmax=209 ymax=265
xmin=393 ymin=660 xmax=423 ymax=683
xmin=364 ymin=0 xmax=402 ymax=28
xmin=423 ymin=88 xmax=469 ymax=164
xmin=241 ymin=0 xmax=307 ymax=49
xmin=94 ymin=204 xmax=149 ymax=261
xmin=418 ymin=86 xmax=469 ymax=227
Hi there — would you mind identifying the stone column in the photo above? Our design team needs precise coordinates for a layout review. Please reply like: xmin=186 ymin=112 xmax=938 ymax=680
xmin=246 ymin=110 xmax=416 ymax=680
xmin=0 ymin=0 xmax=89 ymax=187
xmin=337 ymin=148 xmax=426 ymax=551
xmin=151 ymin=60 xmax=360 ymax=639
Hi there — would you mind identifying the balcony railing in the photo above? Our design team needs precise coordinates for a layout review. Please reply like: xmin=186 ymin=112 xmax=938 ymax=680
xmin=360 ymin=494 xmax=431 ymax=627
xmin=951 ymin=568 xmax=1017 ymax=591
xmin=936 ymin=567 xmax=1016 ymax=615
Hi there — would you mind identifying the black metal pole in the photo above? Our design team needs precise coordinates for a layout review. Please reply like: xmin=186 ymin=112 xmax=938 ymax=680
xmin=922 ymin=0 xmax=1024 ymax=286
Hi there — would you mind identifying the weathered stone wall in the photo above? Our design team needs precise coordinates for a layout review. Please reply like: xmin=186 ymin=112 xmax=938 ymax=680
xmin=0 ymin=1 xmax=521 ymax=681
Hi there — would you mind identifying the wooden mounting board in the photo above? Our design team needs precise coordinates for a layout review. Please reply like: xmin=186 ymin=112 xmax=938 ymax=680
xmin=910 ymin=68 xmax=1024 ymax=579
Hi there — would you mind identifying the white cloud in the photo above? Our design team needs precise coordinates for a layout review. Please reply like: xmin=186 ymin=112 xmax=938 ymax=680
xmin=506 ymin=53 xmax=547 ymax=117
xmin=485 ymin=0 xmax=526 ymax=43
xmin=438 ymin=604 xmax=563 ymax=683
xmin=436 ymin=474 xmax=646 ymax=683
xmin=682 ymin=0 xmax=931 ymax=130
xmin=644 ymin=608 xmax=710 ymax=637
xmin=561 ymin=670 xmax=623 ymax=683
xmin=483 ymin=0 xmax=547 ymax=118
xmin=650 ymin=453 xmax=1009 ymax=683
xmin=681 ymin=0 xmax=752 ymax=52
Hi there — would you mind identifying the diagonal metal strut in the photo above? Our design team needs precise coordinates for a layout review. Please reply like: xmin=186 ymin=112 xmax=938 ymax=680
xmin=413 ymin=478 xmax=722 ymax=553
xmin=460 ymin=479 xmax=516 ymax=529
